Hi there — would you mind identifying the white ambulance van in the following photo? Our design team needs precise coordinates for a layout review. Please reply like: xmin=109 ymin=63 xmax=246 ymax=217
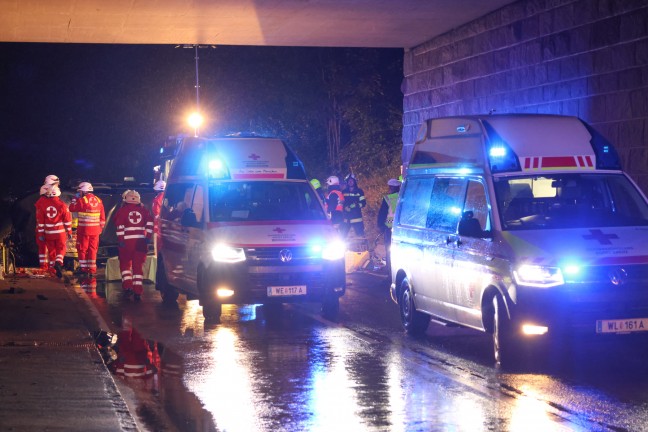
xmin=156 ymin=135 xmax=346 ymax=321
xmin=390 ymin=114 xmax=648 ymax=366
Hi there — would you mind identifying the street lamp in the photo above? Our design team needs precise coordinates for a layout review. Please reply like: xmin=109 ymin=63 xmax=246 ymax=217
xmin=188 ymin=112 xmax=204 ymax=137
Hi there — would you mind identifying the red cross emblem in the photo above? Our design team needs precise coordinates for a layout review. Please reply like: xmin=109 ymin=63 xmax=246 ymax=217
xmin=583 ymin=229 xmax=618 ymax=245
xmin=88 ymin=196 xmax=98 ymax=208
xmin=273 ymin=227 xmax=286 ymax=234
xmin=46 ymin=206 xmax=58 ymax=218
xmin=128 ymin=211 xmax=142 ymax=225
xmin=249 ymin=153 xmax=261 ymax=160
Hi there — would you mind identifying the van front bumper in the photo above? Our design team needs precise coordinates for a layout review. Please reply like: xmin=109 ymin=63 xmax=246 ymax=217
xmin=203 ymin=259 xmax=346 ymax=305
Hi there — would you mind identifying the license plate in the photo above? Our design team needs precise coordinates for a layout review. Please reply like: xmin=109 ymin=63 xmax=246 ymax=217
xmin=267 ymin=285 xmax=307 ymax=297
xmin=596 ymin=318 xmax=648 ymax=334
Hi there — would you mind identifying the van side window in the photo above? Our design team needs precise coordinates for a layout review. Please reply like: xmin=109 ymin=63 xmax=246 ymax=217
xmin=192 ymin=185 xmax=204 ymax=223
xmin=161 ymin=183 xmax=196 ymax=222
xmin=399 ymin=178 xmax=434 ymax=228
xmin=459 ymin=180 xmax=490 ymax=237
xmin=427 ymin=178 xmax=466 ymax=232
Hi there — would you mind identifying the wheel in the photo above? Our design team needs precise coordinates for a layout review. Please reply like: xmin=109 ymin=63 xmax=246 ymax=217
xmin=321 ymin=296 xmax=340 ymax=320
xmin=399 ymin=279 xmax=430 ymax=335
xmin=492 ymin=294 xmax=518 ymax=368
xmin=156 ymin=256 xmax=179 ymax=304
xmin=202 ymin=301 xmax=222 ymax=321
xmin=198 ymin=268 xmax=221 ymax=321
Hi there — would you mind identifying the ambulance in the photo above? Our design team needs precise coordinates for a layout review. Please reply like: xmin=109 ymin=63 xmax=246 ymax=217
xmin=390 ymin=114 xmax=648 ymax=367
xmin=156 ymin=135 xmax=346 ymax=321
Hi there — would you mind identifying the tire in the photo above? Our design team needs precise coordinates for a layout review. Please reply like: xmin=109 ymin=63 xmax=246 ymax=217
xmin=492 ymin=294 xmax=518 ymax=368
xmin=321 ymin=295 xmax=340 ymax=321
xmin=156 ymin=256 xmax=179 ymax=304
xmin=198 ymin=268 xmax=221 ymax=321
xmin=399 ymin=279 xmax=430 ymax=335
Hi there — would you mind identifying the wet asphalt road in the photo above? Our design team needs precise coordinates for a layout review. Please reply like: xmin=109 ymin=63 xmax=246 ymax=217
xmin=83 ymin=271 xmax=648 ymax=432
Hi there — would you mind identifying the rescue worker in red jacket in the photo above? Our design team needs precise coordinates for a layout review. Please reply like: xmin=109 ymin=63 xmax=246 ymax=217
xmin=34 ymin=184 xmax=51 ymax=271
xmin=114 ymin=190 xmax=154 ymax=301
xmin=69 ymin=182 xmax=105 ymax=277
xmin=35 ymin=185 xmax=72 ymax=278
xmin=151 ymin=180 xmax=166 ymax=255
xmin=113 ymin=315 xmax=155 ymax=380
xmin=325 ymin=176 xmax=345 ymax=231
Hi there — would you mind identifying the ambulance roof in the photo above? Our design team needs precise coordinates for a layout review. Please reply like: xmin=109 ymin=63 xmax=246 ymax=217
xmin=410 ymin=114 xmax=621 ymax=174
xmin=169 ymin=136 xmax=307 ymax=181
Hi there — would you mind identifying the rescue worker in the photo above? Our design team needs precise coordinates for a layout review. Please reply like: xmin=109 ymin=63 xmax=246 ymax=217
xmin=114 ymin=190 xmax=154 ymax=302
xmin=34 ymin=184 xmax=51 ymax=271
xmin=35 ymin=185 xmax=72 ymax=278
xmin=377 ymin=178 xmax=401 ymax=274
xmin=325 ymin=176 xmax=345 ymax=231
xmin=69 ymin=182 xmax=105 ymax=277
xmin=151 ymin=179 xmax=166 ymax=255
xmin=341 ymin=174 xmax=367 ymax=238
xmin=310 ymin=178 xmax=325 ymax=201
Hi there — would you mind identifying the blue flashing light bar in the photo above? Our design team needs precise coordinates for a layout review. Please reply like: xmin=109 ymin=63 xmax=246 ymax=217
xmin=482 ymin=121 xmax=522 ymax=173
xmin=580 ymin=121 xmax=622 ymax=170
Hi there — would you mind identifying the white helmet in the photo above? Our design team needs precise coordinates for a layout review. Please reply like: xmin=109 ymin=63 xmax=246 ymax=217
xmin=47 ymin=185 xmax=61 ymax=198
xmin=44 ymin=174 xmax=60 ymax=185
xmin=123 ymin=189 xmax=141 ymax=204
xmin=39 ymin=184 xmax=51 ymax=196
xmin=387 ymin=178 xmax=401 ymax=187
xmin=326 ymin=176 xmax=339 ymax=186
xmin=153 ymin=180 xmax=166 ymax=191
xmin=77 ymin=182 xmax=93 ymax=193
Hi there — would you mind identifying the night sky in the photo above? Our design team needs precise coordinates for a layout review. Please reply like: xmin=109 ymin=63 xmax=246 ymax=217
xmin=0 ymin=43 xmax=403 ymax=198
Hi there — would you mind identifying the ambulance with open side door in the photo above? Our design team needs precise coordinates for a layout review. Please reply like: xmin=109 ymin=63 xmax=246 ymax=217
xmin=390 ymin=114 xmax=648 ymax=367
xmin=156 ymin=135 xmax=346 ymax=321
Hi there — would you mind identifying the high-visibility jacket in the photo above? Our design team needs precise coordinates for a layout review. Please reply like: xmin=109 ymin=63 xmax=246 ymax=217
xmin=114 ymin=203 xmax=154 ymax=252
xmin=152 ymin=192 xmax=164 ymax=234
xmin=384 ymin=192 xmax=399 ymax=228
xmin=69 ymin=193 xmax=105 ymax=236
xmin=35 ymin=196 xmax=72 ymax=240
xmin=343 ymin=186 xmax=366 ymax=224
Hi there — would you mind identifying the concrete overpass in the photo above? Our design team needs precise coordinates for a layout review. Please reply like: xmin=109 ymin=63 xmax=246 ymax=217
xmin=0 ymin=0 xmax=514 ymax=48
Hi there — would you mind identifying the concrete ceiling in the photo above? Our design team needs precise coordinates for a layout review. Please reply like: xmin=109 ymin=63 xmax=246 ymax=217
xmin=0 ymin=0 xmax=515 ymax=49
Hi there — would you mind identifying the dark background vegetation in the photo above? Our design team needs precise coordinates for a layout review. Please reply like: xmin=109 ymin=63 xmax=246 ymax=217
xmin=0 ymin=43 xmax=404 ymax=240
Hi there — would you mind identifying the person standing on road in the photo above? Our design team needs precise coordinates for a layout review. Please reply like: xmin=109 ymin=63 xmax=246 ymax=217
xmin=377 ymin=178 xmax=401 ymax=274
xmin=34 ymin=184 xmax=52 ymax=271
xmin=35 ymin=185 xmax=72 ymax=279
xmin=325 ymin=176 xmax=345 ymax=232
xmin=114 ymin=190 xmax=154 ymax=302
xmin=341 ymin=174 xmax=367 ymax=238
xmin=151 ymin=180 xmax=166 ymax=255
xmin=69 ymin=182 xmax=105 ymax=277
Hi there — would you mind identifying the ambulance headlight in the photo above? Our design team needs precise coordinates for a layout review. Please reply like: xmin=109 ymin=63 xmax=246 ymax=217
xmin=211 ymin=244 xmax=246 ymax=263
xmin=513 ymin=264 xmax=564 ymax=287
xmin=318 ymin=240 xmax=346 ymax=261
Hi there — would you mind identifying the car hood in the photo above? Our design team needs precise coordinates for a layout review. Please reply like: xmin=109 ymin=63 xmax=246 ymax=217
xmin=205 ymin=220 xmax=339 ymax=247
xmin=501 ymin=226 xmax=648 ymax=267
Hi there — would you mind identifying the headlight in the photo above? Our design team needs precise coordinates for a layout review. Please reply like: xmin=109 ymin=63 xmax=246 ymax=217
xmin=513 ymin=264 xmax=564 ymax=287
xmin=211 ymin=244 xmax=246 ymax=263
xmin=321 ymin=240 xmax=346 ymax=261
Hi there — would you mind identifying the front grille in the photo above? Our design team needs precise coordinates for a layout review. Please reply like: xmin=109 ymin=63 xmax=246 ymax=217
xmin=244 ymin=246 xmax=320 ymax=264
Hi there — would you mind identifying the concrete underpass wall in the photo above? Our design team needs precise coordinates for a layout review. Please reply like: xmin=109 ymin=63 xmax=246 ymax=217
xmin=402 ymin=0 xmax=648 ymax=190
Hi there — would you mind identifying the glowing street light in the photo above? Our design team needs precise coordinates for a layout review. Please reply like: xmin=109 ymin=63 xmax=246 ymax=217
xmin=188 ymin=112 xmax=204 ymax=137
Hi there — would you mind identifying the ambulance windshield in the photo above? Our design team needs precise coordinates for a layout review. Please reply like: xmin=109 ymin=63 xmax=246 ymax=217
xmin=495 ymin=174 xmax=648 ymax=230
xmin=209 ymin=181 xmax=327 ymax=222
